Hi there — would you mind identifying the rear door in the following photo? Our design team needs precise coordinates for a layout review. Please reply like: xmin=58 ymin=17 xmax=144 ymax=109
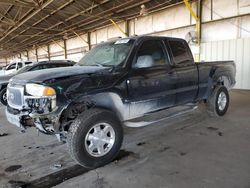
xmin=165 ymin=39 xmax=198 ymax=104
xmin=127 ymin=39 xmax=178 ymax=118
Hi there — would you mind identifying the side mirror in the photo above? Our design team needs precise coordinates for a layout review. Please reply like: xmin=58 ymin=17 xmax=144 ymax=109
xmin=133 ymin=55 xmax=154 ymax=69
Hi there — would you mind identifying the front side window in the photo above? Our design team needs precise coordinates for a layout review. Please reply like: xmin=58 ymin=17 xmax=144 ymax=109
xmin=167 ymin=40 xmax=193 ymax=65
xmin=133 ymin=40 xmax=168 ymax=68
xmin=78 ymin=39 xmax=134 ymax=67
xmin=6 ymin=64 xmax=16 ymax=70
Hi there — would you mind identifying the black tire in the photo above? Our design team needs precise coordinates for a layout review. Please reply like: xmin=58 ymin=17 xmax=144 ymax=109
xmin=67 ymin=108 xmax=123 ymax=169
xmin=0 ymin=87 xmax=7 ymax=106
xmin=207 ymin=86 xmax=229 ymax=117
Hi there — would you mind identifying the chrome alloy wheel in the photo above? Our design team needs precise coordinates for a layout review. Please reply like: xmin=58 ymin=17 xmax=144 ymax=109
xmin=218 ymin=91 xmax=227 ymax=111
xmin=85 ymin=122 xmax=115 ymax=157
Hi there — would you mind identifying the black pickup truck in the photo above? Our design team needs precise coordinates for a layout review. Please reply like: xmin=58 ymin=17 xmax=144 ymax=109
xmin=6 ymin=36 xmax=236 ymax=169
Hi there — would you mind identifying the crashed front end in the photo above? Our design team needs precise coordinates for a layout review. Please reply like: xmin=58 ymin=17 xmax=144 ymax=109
xmin=6 ymin=81 xmax=61 ymax=135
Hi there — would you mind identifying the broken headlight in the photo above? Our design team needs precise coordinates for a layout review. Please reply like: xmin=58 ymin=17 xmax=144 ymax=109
xmin=26 ymin=83 xmax=56 ymax=97
xmin=25 ymin=83 xmax=57 ymax=112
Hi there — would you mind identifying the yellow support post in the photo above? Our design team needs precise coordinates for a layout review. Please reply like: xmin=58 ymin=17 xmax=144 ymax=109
xmin=183 ymin=0 xmax=201 ymax=62
xmin=183 ymin=0 xmax=199 ymax=33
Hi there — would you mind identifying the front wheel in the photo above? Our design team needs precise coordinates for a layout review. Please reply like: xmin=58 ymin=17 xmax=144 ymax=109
xmin=67 ymin=108 xmax=123 ymax=169
xmin=207 ymin=86 xmax=229 ymax=117
xmin=0 ymin=88 xmax=7 ymax=106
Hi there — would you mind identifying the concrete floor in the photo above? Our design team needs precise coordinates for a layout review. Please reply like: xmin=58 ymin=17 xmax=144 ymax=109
xmin=0 ymin=90 xmax=250 ymax=188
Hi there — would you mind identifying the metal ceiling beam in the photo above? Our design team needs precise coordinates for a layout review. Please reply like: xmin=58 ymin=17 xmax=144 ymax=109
xmin=3 ymin=0 xmax=149 ymax=53
xmin=2 ymin=0 xmax=75 ymax=46
xmin=0 ymin=5 xmax=13 ymax=21
xmin=0 ymin=0 xmax=55 ymax=43
xmin=4 ymin=0 xmax=111 ymax=47
xmin=22 ymin=0 xmax=146 ymax=44
xmin=0 ymin=0 xmax=37 ymax=8
xmin=1 ymin=0 xmax=184 ymax=57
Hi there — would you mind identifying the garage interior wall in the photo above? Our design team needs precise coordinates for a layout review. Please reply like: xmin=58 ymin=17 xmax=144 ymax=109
xmin=2 ymin=0 xmax=250 ymax=89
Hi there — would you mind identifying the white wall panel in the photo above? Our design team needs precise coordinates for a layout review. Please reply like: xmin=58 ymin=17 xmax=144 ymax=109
xmin=239 ymin=0 xmax=250 ymax=14
xmin=67 ymin=53 xmax=84 ymax=62
xmin=96 ymin=28 xmax=108 ymax=43
xmin=28 ymin=49 xmax=36 ymax=61
xmin=67 ymin=34 xmax=88 ymax=49
xmin=213 ymin=0 xmax=238 ymax=20
xmin=37 ymin=46 xmax=47 ymax=58
xmin=91 ymin=31 xmax=97 ymax=45
xmin=50 ymin=41 xmax=64 ymax=53
xmin=150 ymin=26 xmax=195 ymax=39
xmin=129 ymin=19 xmax=136 ymax=36
xmin=20 ymin=52 xmax=28 ymax=61
xmin=108 ymin=22 xmax=126 ymax=38
xmin=135 ymin=15 xmax=153 ymax=35
xmin=202 ymin=0 xmax=212 ymax=22
xmin=241 ymin=15 xmax=250 ymax=38
xmin=50 ymin=55 xmax=64 ymax=60
xmin=201 ymin=38 xmax=250 ymax=89
xmin=202 ymin=19 xmax=238 ymax=42
xmin=152 ymin=4 xmax=190 ymax=33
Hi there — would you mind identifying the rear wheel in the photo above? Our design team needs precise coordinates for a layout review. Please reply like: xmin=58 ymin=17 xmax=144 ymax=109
xmin=207 ymin=86 xmax=229 ymax=117
xmin=0 ymin=88 xmax=7 ymax=106
xmin=67 ymin=108 xmax=123 ymax=169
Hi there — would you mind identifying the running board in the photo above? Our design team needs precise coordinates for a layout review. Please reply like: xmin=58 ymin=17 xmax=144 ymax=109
xmin=124 ymin=104 xmax=198 ymax=128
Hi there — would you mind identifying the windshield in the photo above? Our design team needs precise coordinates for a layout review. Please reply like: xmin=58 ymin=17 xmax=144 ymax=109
xmin=78 ymin=39 xmax=134 ymax=67
xmin=16 ymin=65 xmax=32 ymax=74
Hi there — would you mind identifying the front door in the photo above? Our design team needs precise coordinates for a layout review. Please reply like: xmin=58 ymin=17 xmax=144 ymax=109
xmin=127 ymin=39 xmax=178 ymax=119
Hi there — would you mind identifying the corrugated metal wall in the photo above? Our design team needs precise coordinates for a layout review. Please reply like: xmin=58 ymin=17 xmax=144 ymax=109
xmin=200 ymin=38 xmax=250 ymax=90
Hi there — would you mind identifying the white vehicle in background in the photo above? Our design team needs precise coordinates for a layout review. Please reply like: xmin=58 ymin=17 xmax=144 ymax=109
xmin=0 ymin=61 xmax=34 ymax=75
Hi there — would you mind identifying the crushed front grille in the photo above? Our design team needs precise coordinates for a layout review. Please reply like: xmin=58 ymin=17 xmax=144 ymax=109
xmin=7 ymin=86 xmax=24 ymax=108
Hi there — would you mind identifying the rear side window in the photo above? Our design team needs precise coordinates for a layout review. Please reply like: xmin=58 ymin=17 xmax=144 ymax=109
xmin=167 ymin=40 xmax=193 ymax=65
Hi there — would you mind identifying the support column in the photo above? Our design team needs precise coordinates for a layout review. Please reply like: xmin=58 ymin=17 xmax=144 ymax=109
xmin=47 ymin=44 xmax=51 ymax=61
xmin=26 ymin=50 xmax=29 ymax=61
xmin=197 ymin=0 xmax=202 ymax=45
xmin=87 ymin=32 xmax=91 ymax=51
xmin=35 ymin=47 xmax=38 ymax=62
xmin=63 ymin=39 xmax=67 ymax=59
xmin=125 ymin=20 xmax=130 ymax=37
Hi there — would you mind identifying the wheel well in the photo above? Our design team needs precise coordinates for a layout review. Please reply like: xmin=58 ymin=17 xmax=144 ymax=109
xmin=216 ymin=75 xmax=231 ymax=89
xmin=59 ymin=101 xmax=120 ymax=132
xmin=1 ymin=84 xmax=7 ymax=90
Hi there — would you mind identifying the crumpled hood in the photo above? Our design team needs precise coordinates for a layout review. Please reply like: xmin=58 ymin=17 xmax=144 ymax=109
xmin=11 ymin=66 xmax=107 ymax=84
